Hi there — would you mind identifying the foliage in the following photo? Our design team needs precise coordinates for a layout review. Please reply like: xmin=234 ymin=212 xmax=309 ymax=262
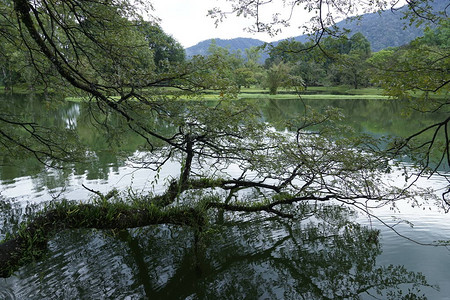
xmin=264 ymin=61 xmax=292 ymax=94
xmin=207 ymin=40 xmax=264 ymax=89
xmin=265 ymin=33 xmax=372 ymax=89
xmin=0 ymin=2 xmax=448 ymax=297
xmin=332 ymin=33 xmax=372 ymax=89
xmin=368 ymin=20 xmax=449 ymax=172
xmin=136 ymin=21 xmax=186 ymax=71
xmin=369 ymin=20 xmax=449 ymax=103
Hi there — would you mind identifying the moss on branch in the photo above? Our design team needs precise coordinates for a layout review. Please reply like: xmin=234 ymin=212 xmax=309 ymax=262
xmin=0 ymin=200 xmax=206 ymax=278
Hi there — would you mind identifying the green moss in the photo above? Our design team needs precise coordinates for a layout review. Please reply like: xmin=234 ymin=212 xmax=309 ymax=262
xmin=0 ymin=195 xmax=210 ymax=277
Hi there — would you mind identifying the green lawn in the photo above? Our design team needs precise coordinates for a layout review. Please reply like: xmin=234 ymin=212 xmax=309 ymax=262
xmin=222 ymin=86 xmax=389 ymax=100
xmin=1 ymin=84 xmax=392 ymax=101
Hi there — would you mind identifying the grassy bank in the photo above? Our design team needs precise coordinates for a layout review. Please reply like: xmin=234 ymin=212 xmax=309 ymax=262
xmin=2 ymin=85 xmax=390 ymax=101
xmin=239 ymin=86 xmax=385 ymax=95
xmin=213 ymin=86 xmax=390 ymax=100
xmin=0 ymin=84 xmax=50 ymax=95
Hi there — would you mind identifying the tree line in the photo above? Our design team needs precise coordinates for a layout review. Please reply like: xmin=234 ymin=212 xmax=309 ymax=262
xmin=1 ymin=15 xmax=448 ymax=98
xmin=204 ymin=21 xmax=448 ymax=95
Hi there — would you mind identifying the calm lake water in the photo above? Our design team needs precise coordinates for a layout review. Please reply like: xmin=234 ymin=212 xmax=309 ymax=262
xmin=0 ymin=94 xmax=449 ymax=299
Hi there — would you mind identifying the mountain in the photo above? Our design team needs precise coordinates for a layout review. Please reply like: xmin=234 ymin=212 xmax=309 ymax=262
xmin=333 ymin=0 xmax=446 ymax=51
xmin=185 ymin=0 xmax=447 ymax=56
xmin=185 ymin=37 xmax=266 ymax=57
xmin=303 ymin=0 xmax=447 ymax=51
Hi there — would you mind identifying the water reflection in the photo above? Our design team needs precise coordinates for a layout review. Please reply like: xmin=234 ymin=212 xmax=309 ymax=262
xmin=0 ymin=206 xmax=434 ymax=299
xmin=1 ymin=95 xmax=447 ymax=189
xmin=0 ymin=94 xmax=448 ymax=299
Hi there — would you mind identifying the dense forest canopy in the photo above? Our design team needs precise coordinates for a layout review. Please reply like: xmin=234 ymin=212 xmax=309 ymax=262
xmin=0 ymin=2 xmax=448 ymax=297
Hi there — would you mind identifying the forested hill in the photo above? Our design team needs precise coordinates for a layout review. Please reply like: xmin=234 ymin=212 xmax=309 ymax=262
xmin=185 ymin=37 xmax=265 ymax=57
xmin=185 ymin=0 xmax=447 ymax=56
xmin=335 ymin=0 xmax=447 ymax=51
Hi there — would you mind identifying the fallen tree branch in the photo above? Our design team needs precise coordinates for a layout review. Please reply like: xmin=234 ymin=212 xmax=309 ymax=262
xmin=0 ymin=201 xmax=205 ymax=278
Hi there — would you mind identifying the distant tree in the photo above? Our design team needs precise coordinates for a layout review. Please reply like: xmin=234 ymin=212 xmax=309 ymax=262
xmin=207 ymin=40 xmax=261 ymax=89
xmin=322 ymin=33 xmax=371 ymax=88
xmin=244 ymin=46 xmax=263 ymax=67
xmin=369 ymin=21 xmax=448 ymax=105
xmin=0 ymin=8 xmax=51 ymax=92
xmin=420 ymin=20 xmax=450 ymax=48
xmin=349 ymin=33 xmax=372 ymax=57
xmin=335 ymin=33 xmax=372 ymax=89
xmin=137 ymin=22 xmax=185 ymax=71
xmin=234 ymin=67 xmax=258 ymax=88
xmin=265 ymin=40 xmax=327 ymax=88
xmin=264 ymin=61 xmax=304 ymax=94
xmin=295 ymin=60 xmax=326 ymax=87
xmin=337 ymin=54 xmax=369 ymax=89
xmin=265 ymin=34 xmax=372 ymax=89
xmin=264 ymin=61 xmax=291 ymax=94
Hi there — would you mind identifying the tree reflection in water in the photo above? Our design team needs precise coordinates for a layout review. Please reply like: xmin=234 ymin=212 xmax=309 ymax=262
xmin=1 ymin=203 xmax=436 ymax=299
xmin=0 ymin=94 xmax=440 ymax=299
xmin=116 ymin=205 xmax=433 ymax=299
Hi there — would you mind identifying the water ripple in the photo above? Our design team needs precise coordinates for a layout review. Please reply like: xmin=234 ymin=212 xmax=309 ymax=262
xmin=0 ymin=287 xmax=16 ymax=300
xmin=1 ymin=229 xmax=144 ymax=299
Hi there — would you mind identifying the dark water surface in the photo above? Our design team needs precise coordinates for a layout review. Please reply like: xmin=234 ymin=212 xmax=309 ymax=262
xmin=0 ymin=94 xmax=449 ymax=299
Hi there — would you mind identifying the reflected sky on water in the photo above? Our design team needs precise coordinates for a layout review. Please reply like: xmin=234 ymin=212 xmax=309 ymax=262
xmin=0 ymin=94 xmax=449 ymax=299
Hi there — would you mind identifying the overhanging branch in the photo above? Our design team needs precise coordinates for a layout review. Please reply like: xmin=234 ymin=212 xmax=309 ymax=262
xmin=0 ymin=201 xmax=205 ymax=278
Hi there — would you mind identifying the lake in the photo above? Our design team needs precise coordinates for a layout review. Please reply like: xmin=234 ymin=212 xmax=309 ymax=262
xmin=0 ymin=94 xmax=449 ymax=299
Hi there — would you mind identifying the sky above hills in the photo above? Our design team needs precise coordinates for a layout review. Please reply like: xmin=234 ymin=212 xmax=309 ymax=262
xmin=150 ymin=0 xmax=314 ymax=47
xmin=150 ymin=0 xmax=413 ymax=48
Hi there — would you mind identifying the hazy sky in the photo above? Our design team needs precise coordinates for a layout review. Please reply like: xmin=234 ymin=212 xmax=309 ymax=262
xmin=150 ymin=0 xmax=312 ymax=48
